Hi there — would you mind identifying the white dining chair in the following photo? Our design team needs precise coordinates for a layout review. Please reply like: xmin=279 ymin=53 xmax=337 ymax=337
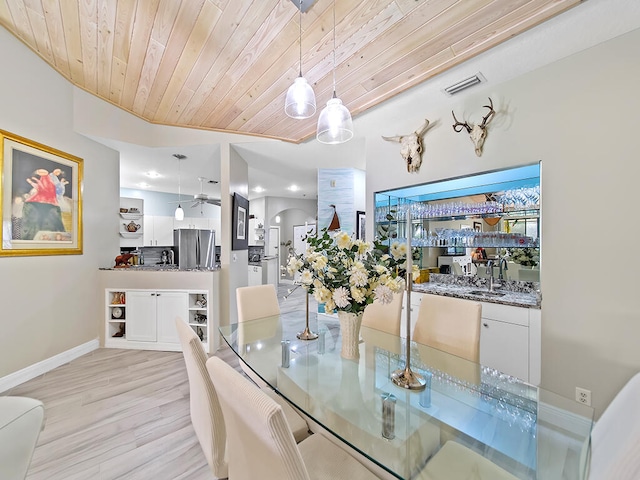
xmin=175 ymin=318 xmax=228 ymax=478
xmin=175 ymin=318 xmax=310 ymax=472
xmin=205 ymin=356 xmax=381 ymax=480
xmin=236 ymin=284 xmax=282 ymax=386
xmin=582 ymin=372 xmax=640 ymax=480
xmin=236 ymin=284 xmax=280 ymax=323
xmin=412 ymin=294 xmax=481 ymax=363
xmin=361 ymin=290 xmax=404 ymax=336
xmin=0 ymin=396 xmax=45 ymax=480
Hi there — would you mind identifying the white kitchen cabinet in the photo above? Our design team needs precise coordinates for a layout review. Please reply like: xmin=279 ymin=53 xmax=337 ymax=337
xmin=248 ymin=265 xmax=263 ymax=286
xmin=401 ymin=291 xmax=423 ymax=338
xmin=480 ymin=318 xmax=529 ymax=380
xmin=176 ymin=216 xmax=210 ymax=230
xmin=209 ymin=218 xmax=221 ymax=245
xmin=144 ymin=215 xmax=175 ymax=246
xmin=127 ymin=291 xmax=187 ymax=344
xmin=479 ymin=301 xmax=539 ymax=383
xmin=265 ymin=260 xmax=278 ymax=286
xmin=127 ymin=291 xmax=159 ymax=342
xmin=105 ymin=289 xmax=208 ymax=352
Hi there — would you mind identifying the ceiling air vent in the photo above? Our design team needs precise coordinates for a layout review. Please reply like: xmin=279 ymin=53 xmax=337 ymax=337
xmin=444 ymin=73 xmax=485 ymax=96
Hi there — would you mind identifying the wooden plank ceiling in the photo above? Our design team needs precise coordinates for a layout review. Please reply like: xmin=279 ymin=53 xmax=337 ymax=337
xmin=0 ymin=0 xmax=581 ymax=143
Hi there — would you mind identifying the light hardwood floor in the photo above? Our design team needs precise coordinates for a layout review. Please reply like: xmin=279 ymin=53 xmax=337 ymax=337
xmin=5 ymin=282 xmax=308 ymax=480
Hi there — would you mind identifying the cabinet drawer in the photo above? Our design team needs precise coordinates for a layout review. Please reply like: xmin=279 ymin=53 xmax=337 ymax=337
xmin=481 ymin=302 xmax=529 ymax=326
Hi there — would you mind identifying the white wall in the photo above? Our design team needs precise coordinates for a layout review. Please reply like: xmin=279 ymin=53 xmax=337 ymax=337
xmin=365 ymin=28 xmax=640 ymax=417
xmin=223 ymin=146 xmax=250 ymax=326
xmin=0 ymin=28 xmax=120 ymax=378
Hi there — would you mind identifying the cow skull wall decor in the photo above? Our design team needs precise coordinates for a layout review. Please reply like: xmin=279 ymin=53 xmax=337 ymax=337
xmin=382 ymin=119 xmax=430 ymax=173
xmin=452 ymin=97 xmax=496 ymax=156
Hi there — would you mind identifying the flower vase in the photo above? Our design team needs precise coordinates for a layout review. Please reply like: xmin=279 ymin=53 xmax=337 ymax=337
xmin=337 ymin=311 xmax=363 ymax=360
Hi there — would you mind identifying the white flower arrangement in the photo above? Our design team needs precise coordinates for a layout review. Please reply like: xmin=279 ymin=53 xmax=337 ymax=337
xmin=506 ymin=247 xmax=539 ymax=267
xmin=287 ymin=228 xmax=416 ymax=315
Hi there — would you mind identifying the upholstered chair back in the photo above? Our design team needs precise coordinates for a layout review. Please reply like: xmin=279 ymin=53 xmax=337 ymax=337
xmin=361 ymin=290 xmax=404 ymax=336
xmin=175 ymin=318 xmax=228 ymax=479
xmin=236 ymin=284 xmax=280 ymax=323
xmin=585 ymin=372 xmax=640 ymax=480
xmin=206 ymin=356 xmax=310 ymax=480
xmin=413 ymin=294 xmax=481 ymax=362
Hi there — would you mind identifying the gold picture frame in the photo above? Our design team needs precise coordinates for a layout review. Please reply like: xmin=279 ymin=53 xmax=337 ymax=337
xmin=0 ymin=129 xmax=83 ymax=256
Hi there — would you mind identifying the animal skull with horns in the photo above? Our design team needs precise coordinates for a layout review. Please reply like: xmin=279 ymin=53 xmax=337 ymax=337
xmin=382 ymin=119 xmax=431 ymax=173
xmin=452 ymin=98 xmax=496 ymax=156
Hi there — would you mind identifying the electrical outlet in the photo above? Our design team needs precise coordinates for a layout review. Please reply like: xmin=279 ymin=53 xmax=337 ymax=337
xmin=576 ymin=387 xmax=591 ymax=406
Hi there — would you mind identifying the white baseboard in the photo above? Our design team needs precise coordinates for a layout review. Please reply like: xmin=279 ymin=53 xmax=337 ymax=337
xmin=0 ymin=339 xmax=99 ymax=393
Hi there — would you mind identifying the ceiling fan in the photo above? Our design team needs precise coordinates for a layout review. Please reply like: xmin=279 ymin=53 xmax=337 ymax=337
xmin=188 ymin=177 xmax=221 ymax=207
xmin=170 ymin=176 xmax=221 ymax=208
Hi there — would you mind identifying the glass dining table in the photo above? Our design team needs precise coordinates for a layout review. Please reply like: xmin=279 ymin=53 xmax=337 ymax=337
xmin=219 ymin=311 xmax=593 ymax=480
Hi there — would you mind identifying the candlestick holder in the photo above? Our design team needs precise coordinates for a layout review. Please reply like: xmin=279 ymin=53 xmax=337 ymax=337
xmin=391 ymin=272 xmax=426 ymax=390
xmin=391 ymin=205 xmax=426 ymax=391
xmin=297 ymin=291 xmax=318 ymax=340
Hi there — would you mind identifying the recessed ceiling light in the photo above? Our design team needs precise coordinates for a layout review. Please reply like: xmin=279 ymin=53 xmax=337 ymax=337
xmin=137 ymin=182 xmax=151 ymax=189
xmin=289 ymin=185 xmax=299 ymax=192
xmin=146 ymin=170 xmax=161 ymax=178
xmin=254 ymin=186 xmax=265 ymax=193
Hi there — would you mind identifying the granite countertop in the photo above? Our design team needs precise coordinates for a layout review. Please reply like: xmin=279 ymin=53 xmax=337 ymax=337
xmin=99 ymin=265 xmax=220 ymax=272
xmin=413 ymin=273 xmax=541 ymax=309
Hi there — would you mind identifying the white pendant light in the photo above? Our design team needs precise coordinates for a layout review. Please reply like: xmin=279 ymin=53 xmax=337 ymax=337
xmin=317 ymin=0 xmax=353 ymax=144
xmin=174 ymin=154 xmax=185 ymax=221
xmin=285 ymin=0 xmax=316 ymax=119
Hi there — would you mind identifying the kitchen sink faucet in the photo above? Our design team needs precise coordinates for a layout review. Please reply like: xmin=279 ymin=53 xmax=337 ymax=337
xmin=499 ymin=257 xmax=508 ymax=281
xmin=486 ymin=260 xmax=499 ymax=292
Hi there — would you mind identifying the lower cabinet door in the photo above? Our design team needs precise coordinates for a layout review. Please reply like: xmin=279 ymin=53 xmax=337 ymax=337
xmin=156 ymin=291 xmax=188 ymax=344
xmin=127 ymin=291 xmax=158 ymax=342
xmin=480 ymin=318 xmax=529 ymax=381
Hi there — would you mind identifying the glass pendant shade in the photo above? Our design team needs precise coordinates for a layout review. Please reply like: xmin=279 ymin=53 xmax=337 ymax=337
xmin=285 ymin=75 xmax=316 ymax=119
xmin=174 ymin=205 xmax=184 ymax=221
xmin=316 ymin=97 xmax=353 ymax=144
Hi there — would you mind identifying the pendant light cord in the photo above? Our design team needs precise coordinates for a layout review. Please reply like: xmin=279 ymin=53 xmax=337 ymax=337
xmin=177 ymin=158 xmax=181 ymax=203
xmin=298 ymin=0 xmax=303 ymax=77
xmin=332 ymin=0 xmax=337 ymax=98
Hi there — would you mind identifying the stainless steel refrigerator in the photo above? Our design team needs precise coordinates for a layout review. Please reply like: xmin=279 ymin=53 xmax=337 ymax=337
xmin=173 ymin=229 xmax=216 ymax=269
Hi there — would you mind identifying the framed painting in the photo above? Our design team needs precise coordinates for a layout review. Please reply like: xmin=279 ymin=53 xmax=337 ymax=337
xmin=473 ymin=221 xmax=482 ymax=232
xmin=232 ymin=192 xmax=249 ymax=250
xmin=356 ymin=211 xmax=366 ymax=240
xmin=0 ymin=130 xmax=83 ymax=256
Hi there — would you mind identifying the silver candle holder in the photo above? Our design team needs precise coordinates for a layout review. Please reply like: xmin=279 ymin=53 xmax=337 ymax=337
xmin=391 ymin=203 xmax=426 ymax=391
xmin=297 ymin=291 xmax=318 ymax=340
xmin=381 ymin=392 xmax=396 ymax=440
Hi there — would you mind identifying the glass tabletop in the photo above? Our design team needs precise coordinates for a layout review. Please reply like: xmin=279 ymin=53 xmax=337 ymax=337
xmin=219 ymin=311 xmax=593 ymax=479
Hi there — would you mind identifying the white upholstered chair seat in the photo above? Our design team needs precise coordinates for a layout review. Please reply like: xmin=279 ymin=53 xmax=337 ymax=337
xmin=297 ymin=433 xmax=382 ymax=480
xmin=416 ymin=441 xmax=517 ymax=479
xmin=0 ymin=396 xmax=45 ymax=480
xmin=206 ymin=356 xmax=380 ymax=480
xmin=262 ymin=388 xmax=310 ymax=444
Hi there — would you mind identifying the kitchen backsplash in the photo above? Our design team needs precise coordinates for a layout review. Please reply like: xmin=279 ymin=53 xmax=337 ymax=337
xmin=249 ymin=246 xmax=264 ymax=264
